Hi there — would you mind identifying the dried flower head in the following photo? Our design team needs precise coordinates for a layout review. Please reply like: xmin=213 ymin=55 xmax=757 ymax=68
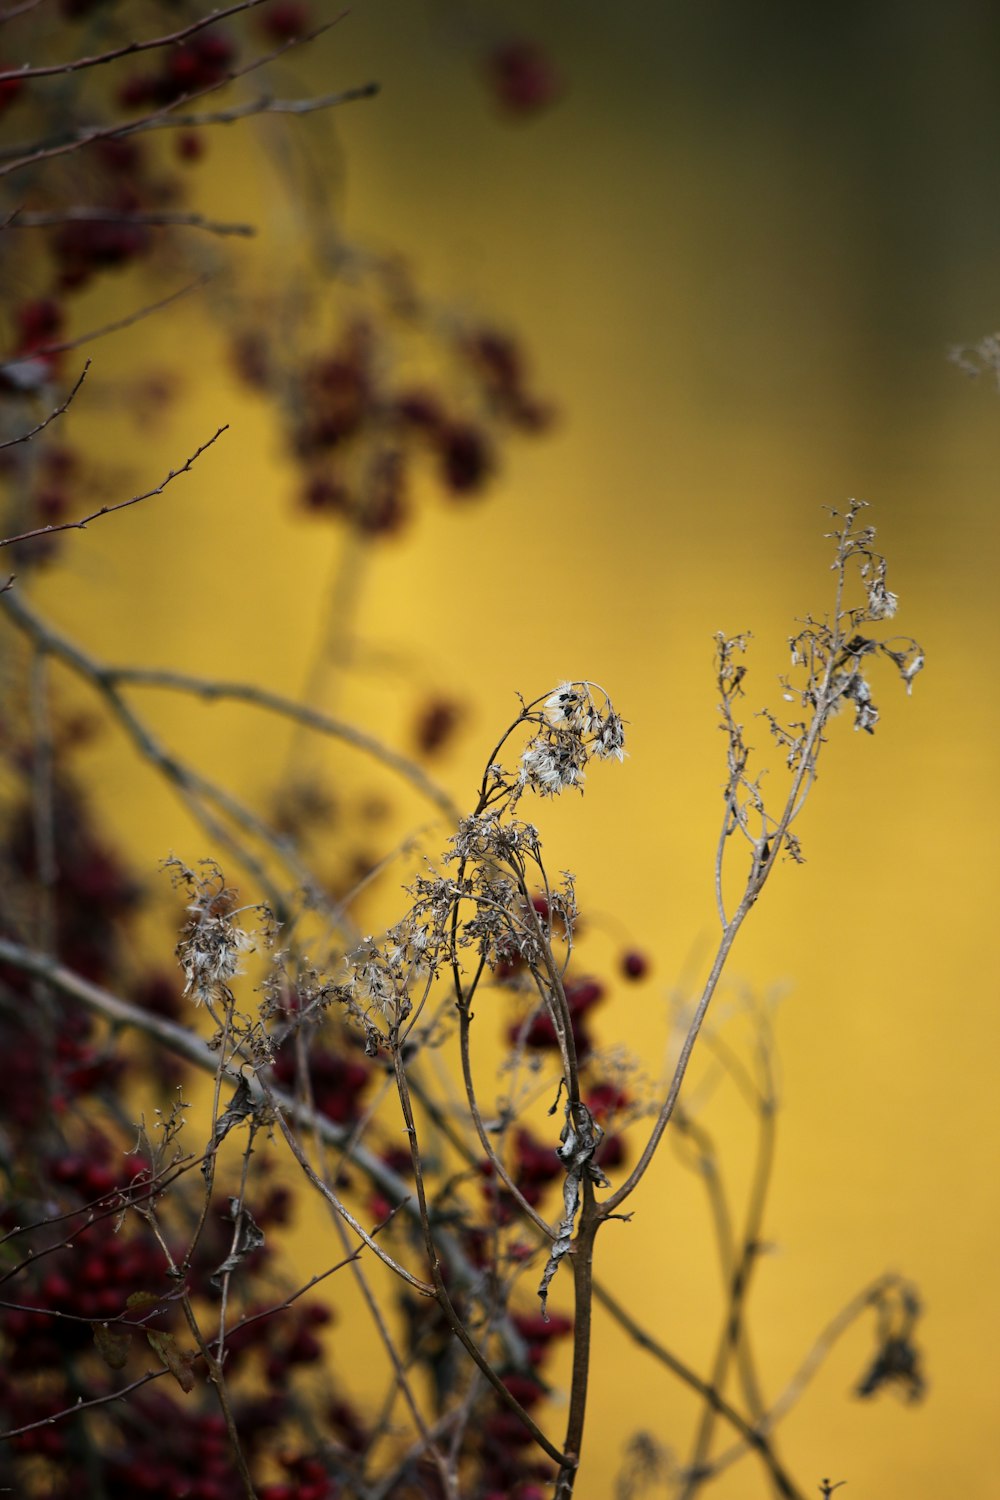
xmin=517 ymin=681 xmax=625 ymax=800
xmin=164 ymin=858 xmax=257 ymax=1006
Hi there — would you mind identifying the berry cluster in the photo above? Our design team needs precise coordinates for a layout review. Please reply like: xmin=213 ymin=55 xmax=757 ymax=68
xmin=232 ymin=311 xmax=552 ymax=538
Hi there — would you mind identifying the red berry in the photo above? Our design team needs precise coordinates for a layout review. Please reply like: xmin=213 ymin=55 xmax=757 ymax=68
xmin=260 ymin=2 xmax=311 ymax=41
xmin=621 ymin=948 xmax=650 ymax=980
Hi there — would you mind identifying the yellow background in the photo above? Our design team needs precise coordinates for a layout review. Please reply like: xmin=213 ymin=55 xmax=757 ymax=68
xmin=23 ymin=3 xmax=1000 ymax=1495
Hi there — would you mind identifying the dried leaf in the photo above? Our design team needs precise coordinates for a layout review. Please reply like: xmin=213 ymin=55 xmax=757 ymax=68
xmin=209 ymin=1200 xmax=265 ymax=1291
xmin=92 ymin=1321 xmax=131 ymax=1370
xmin=125 ymin=1290 xmax=161 ymax=1311
xmin=146 ymin=1328 xmax=196 ymax=1393
xmin=537 ymin=1102 xmax=609 ymax=1317
xmin=202 ymin=1076 xmax=256 ymax=1181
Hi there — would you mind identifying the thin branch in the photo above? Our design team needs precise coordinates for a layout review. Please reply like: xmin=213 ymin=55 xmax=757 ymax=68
xmin=0 ymin=1159 xmax=201 ymax=1289
xmin=679 ymin=1094 xmax=778 ymax=1497
xmin=0 ymin=0 xmax=273 ymax=82
xmin=694 ymin=1276 xmax=901 ymax=1487
xmin=8 ymin=207 xmax=255 ymax=237
xmin=390 ymin=1046 xmax=570 ymax=1469
xmin=763 ymin=1275 xmax=899 ymax=1432
xmin=0 ymin=938 xmax=434 ymax=1275
xmin=591 ymin=1279 xmax=804 ymax=1500
xmin=0 ymin=423 xmax=226 ymax=549
xmin=603 ymin=530 xmax=857 ymax=1216
xmin=129 ymin=80 xmax=380 ymax=135
xmin=0 ymin=360 xmax=89 ymax=451
xmin=397 ymin=1064 xmax=801 ymax=1483
xmin=104 ymin=664 xmax=460 ymax=821
xmin=0 ymin=13 xmax=350 ymax=180
xmin=261 ymin=1079 xmax=436 ymax=1296
xmin=0 ymin=1247 xmax=367 ymax=1446
xmin=288 ymin=1030 xmax=457 ymax=1499
xmin=0 ymin=1367 xmax=168 ymax=1443
xmin=0 ymin=275 xmax=211 ymax=374
xmin=0 ymin=0 xmax=45 ymax=21
xmin=1 ymin=590 xmax=347 ymax=930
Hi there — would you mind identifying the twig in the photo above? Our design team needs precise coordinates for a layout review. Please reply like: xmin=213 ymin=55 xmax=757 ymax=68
xmin=679 ymin=1089 xmax=778 ymax=1496
xmin=128 ymin=80 xmax=380 ymax=135
xmin=592 ymin=1280 xmax=804 ymax=1500
xmin=0 ymin=0 xmax=45 ymax=21
xmin=260 ymin=1075 xmax=436 ymax=1296
xmin=603 ymin=523 xmax=861 ymax=1216
xmin=288 ymin=1027 xmax=457 ymax=1498
xmin=0 ymin=1368 xmax=168 ymax=1443
xmin=0 ymin=276 xmax=211 ymax=373
xmin=104 ymin=664 xmax=460 ymax=821
xmin=1 ymin=590 xmax=347 ymax=931
xmin=8 ymin=208 xmax=255 ymax=237
xmin=692 ymin=1277 xmax=900 ymax=1487
xmin=0 ymin=0 xmax=273 ymax=81
xmin=0 ymin=360 xmax=89 ymax=451
xmin=0 ymin=13 xmax=351 ymax=180
xmin=389 ymin=1046 xmax=570 ymax=1469
xmin=0 ymin=938 xmax=522 ymax=1332
xmin=0 ymin=423 xmax=226 ymax=549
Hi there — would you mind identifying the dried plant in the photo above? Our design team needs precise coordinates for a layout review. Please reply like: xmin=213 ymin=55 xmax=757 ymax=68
xmin=0 ymin=7 xmax=929 ymax=1499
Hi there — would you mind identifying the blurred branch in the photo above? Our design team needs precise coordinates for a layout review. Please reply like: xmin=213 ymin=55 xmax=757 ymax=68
xmin=0 ymin=0 xmax=273 ymax=82
xmin=105 ymin=664 xmax=461 ymax=820
xmin=130 ymin=80 xmax=380 ymax=134
xmin=0 ymin=0 xmax=45 ymax=21
xmin=8 ymin=207 xmax=255 ymax=237
xmin=0 ymin=275 xmax=211 ymax=372
xmin=693 ymin=1275 xmax=904 ymax=1487
xmin=0 ymin=13 xmax=354 ymax=180
xmin=0 ymin=936 xmax=524 ymax=1342
xmin=592 ymin=1279 xmax=803 ymax=1500
xmin=679 ymin=1088 xmax=779 ymax=1495
xmin=1 ymin=589 xmax=344 ymax=928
